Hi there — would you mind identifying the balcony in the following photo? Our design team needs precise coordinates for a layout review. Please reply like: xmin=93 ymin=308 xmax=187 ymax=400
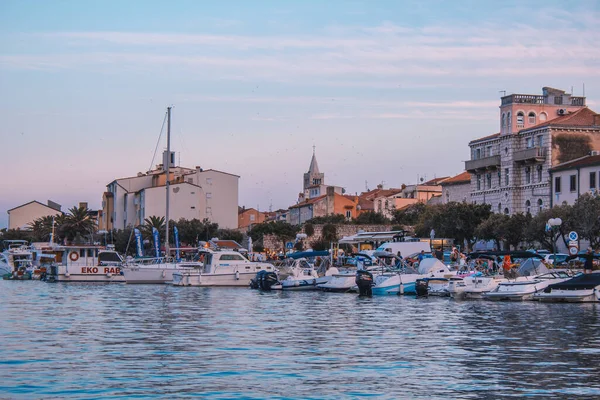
xmin=465 ymin=155 xmax=501 ymax=172
xmin=501 ymin=94 xmax=545 ymax=106
xmin=514 ymin=147 xmax=546 ymax=163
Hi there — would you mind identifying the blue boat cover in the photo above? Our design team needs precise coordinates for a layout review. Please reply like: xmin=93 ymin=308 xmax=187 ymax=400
xmin=287 ymin=250 xmax=330 ymax=259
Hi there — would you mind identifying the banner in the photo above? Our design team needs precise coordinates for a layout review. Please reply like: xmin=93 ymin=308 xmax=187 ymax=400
xmin=152 ymin=227 xmax=161 ymax=258
xmin=174 ymin=226 xmax=181 ymax=262
xmin=134 ymin=228 xmax=144 ymax=258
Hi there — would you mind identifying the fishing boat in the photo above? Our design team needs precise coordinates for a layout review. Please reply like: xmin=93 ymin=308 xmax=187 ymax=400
xmin=172 ymin=248 xmax=274 ymax=286
xmin=43 ymin=244 xmax=126 ymax=283
xmin=533 ymin=272 xmax=600 ymax=303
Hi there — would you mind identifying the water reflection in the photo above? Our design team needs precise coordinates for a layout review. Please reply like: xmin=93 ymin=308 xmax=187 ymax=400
xmin=1 ymin=281 xmax=599 ymax=398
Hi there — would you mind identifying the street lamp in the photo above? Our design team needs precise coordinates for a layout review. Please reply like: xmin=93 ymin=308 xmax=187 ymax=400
xmin=547 ymin=218 xmax=562 ymax=265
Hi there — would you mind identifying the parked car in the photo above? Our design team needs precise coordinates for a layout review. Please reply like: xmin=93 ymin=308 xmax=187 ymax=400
xmin=544 ymin=253 xmax=569 ymax=265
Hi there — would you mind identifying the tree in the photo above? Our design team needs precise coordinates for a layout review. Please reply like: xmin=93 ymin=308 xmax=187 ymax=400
xmin=475 ymin=213 xmax=510 ymax=250
xmin=392 ymin=203 xmax=426 ymax=226
xmin=504 ymin=213 xmax=531 ymax=250
xmin=270 ymin=221 xmax=300 ymax=252
xmin=28 ymin=215 xmax=56 ymax=242
xmin=306 ymin=214 xmax=347 ymax=224
xmin=353 ymin=211 xmax=391 ymax=225
xmin=304 ymin=223 xmax=315 ymax=237
xmin=60 ymin=206 xmax=95 ymax=243
xmin=310 ymin=239 xmax=330 ymax=251
xmin=571 ymin=193 xmax=600 ymax=248
xmin=322 ymin=223 xmax=338 ymax=243
xmin=524 ymin=207 xmax=573 ymax=252
xmin=216 ymin=229 xmax=243 ymax=244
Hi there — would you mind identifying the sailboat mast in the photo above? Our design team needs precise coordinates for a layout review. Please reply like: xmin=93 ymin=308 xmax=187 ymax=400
xmin=165 ymin=106 xmax=171 ymax=257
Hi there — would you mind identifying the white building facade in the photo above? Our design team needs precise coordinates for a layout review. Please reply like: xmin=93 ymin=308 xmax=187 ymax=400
xmin=7 ymin=200 xmax=63 ymax=230
xmin=466 ymin=87 xmax=599 ymax=216
xmin=102 ymin=152 xmax=239 ymax=230
xmin=550 ymin=154 xmax=600 ymax=206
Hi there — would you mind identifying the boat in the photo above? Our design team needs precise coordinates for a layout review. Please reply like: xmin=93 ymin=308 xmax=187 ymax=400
xmin=371 ymin=257 xmax=455 ymax=295
xmin=172 ymin=248 xmax=275 ymax=286
xmin=415 ymin=277 xmax=452 ymax=297
xmin=1 ymin=240 xmax=35 ymax=280
xmin=318 ymin=253 xmax=373 ymax=293
xmin=533 ymin=272 xmax=600 ymax=303
xmin=43 ymin=244 xmax=126 ymax=283
xmin=121 ymin=253 xmax=202 ymax=284
xmin=483 ymin=259 xmax=572 ymax=301
xmin=270 ymin=257 xmax=337 ymax=291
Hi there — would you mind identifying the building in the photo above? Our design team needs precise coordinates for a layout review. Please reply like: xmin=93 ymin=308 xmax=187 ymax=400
xmin=441 ymin=172 xmax=471 ymax=203
xmin=102 ymin=151 xmax=239 ymax=230
xmin=288 ymin=187 xmax=359 ymax=225
xmin=7 ymin=200 xmax=63 ymax=230
xmin=265 ymin=209 xmax=289 ymax=223
xmin=466 ymin=87 xmax=599 ymax=215
xmin=238 ymin=207 xmax=267 ymax=230
xmin=549 ymin=153 xmax=600 ymax=207
xmin=299 ymin=148 xmax=344 ymax=201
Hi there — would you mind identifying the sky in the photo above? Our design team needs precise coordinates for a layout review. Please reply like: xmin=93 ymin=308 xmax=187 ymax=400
xmin=1 ymin=0 xmax=599 ymax=228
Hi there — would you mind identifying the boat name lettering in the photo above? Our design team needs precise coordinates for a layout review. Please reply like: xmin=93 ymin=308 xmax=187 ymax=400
xmin=81 ymin=267 xmax=121 ymax=274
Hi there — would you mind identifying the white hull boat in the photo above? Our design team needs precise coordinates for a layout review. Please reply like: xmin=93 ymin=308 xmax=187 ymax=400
xmin=122 ymin=260 xmax=202 ymax=284
xmin=318 ymin=272 xmax=357 ymax=293
xmin=44 ymin=246 xmax=125 ymax=283
xmin=271 ymin=258 xmax=336 ymax=291
xmin=372 ymin=259 xmax=454 ymax=295
xmin=534 ymin=273 xmax=600 ymax=303
xmin=483 ymin=271 xmax=572 ymax=301
xmin=172 ymin=249 xmax=274 ymax=287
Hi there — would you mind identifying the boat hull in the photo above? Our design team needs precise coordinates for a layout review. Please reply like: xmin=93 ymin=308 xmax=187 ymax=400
xmin=47 ymin=265 xmax=125 ymax=283
xmin=172 ymin=271 xmax=256 ymax=287
xmin=122 ymin=267 xmax=180 ymax=284
xmin=534 ymin=289 xmax=600 ymax=303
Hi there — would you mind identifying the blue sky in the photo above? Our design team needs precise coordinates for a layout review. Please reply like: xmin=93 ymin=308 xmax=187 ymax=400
xmin=1 ymin=0 xmax=599 ymax=228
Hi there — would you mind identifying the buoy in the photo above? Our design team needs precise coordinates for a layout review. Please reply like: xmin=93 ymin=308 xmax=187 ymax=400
xmin=235 ymin=271 xmax=240 ymax=280
xmin=162 ymin=270 xmax=166 ymax=278
xmin=399 ymin=282 xmax=404 ymax=295
xmin=65 ymin=272 xmax=70 ymax=278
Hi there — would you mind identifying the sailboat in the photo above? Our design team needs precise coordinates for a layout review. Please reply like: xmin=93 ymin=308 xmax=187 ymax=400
xmin=121 ymin=107 xmax=202 ymax=284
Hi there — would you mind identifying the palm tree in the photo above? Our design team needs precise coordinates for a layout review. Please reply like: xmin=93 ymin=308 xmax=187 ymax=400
xmin=60 ymin=206 xmax=95 ymax=243
xmin=141 ymin=216 xmax=166 ymax=239
xmin=28 ymin=215 xmax=56 ymax=242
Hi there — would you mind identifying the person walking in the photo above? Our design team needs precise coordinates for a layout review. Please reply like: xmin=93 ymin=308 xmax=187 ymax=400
xmin=566 ymin=247 xmax=599 ymax=274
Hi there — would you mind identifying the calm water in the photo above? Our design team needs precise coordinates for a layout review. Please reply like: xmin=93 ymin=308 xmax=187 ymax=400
xmin=2 ymin=281 xmax=600 ymax=399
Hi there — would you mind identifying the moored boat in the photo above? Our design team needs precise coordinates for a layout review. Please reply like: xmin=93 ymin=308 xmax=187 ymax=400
xmin=533 ymin=272 xmax=600 ymax=303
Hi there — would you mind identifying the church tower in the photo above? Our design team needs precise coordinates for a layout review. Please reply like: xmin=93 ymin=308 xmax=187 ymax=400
xmin=303 ymin=146 xmax=325 ymax=192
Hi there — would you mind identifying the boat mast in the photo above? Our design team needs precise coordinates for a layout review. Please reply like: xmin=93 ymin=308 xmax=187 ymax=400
xmin=165 ymin=106 xmax=171 ymax=257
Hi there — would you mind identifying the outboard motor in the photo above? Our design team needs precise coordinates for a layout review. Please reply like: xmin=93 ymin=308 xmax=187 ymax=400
xmin=415 ymin=278 xmax=429 ymax=297
xmin=252 ymin=270 xmax=279 ymax=291
xmin=356 ymin=270 xmax=374 ymax=296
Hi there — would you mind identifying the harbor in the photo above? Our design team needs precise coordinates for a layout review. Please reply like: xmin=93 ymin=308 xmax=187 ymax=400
xmin=2 ymin=280 xmax=600 ymax=398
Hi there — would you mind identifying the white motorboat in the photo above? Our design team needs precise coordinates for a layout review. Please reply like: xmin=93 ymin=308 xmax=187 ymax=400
xmin=172 ymin=249 xmax=274 ymax=286
xmin=371 ymin=258 xmax=455 ymax=295
xmin=317 ymin=271 xmax=356 ymax=292
xmin=533 ymin=272 xmax=600 ymax=303
xmin=43 ymin=245 xmax=126 ymax=283
xmin=483 ymin=271 xmax=572 ymax=301
xmin=1 ymin=240 xmax=34 ymax=279
xmin=271 ymin=258 xmax=336 ymax=291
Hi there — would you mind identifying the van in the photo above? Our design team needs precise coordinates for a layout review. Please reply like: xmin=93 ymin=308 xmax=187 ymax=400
xmin=375 ymin=241 xmax=431 ymax=257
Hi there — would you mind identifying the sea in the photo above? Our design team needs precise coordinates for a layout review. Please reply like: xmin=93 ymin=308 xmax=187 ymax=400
xmin=1 ymin=280 xmax=600 ymax=399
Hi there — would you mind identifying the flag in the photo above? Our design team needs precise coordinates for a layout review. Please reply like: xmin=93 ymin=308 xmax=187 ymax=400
xmin=174 ymin=226 xmax=181 ymax=262
xmin=134 ymin=228 xmax=144 ymax=258
xmin=152 ymin=227 xmax=161 ymax=258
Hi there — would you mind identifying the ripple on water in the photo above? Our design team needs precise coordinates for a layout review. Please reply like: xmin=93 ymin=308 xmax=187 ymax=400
xmin=1 ymin=281 xmax=600 ymax=399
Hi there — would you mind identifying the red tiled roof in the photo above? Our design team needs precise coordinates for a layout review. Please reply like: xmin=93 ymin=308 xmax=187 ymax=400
xmin=442 ymin=171 xmax=471 ymax=185
xmin=523 ymin=108 xmax=599 ymax=131
xmin=550 ymin=154 xmax=600 ymax=172
xmin=469 ymin=132 xmax=501 ymax=145
xmin=288 ymin=195 xmax=326 ymax=209
xmin=423 ymin=177 xmax=450 ymax=186
xmin=373 ymin=189 xmax=403 ymax=198
xmin=358 ymin=198 xmax=374 ymax=211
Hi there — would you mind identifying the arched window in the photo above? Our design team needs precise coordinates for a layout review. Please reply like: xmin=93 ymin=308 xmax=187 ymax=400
xmin=504 ymin=208 xmax=510 ymax=215
xmin=507 ymin=112 xmax=512 ymax=130
xmin=498 ymin=203 xmax=502 ymax=213
xmin=516 ymin=111 xmax=525 ymax=128
xmin=539 ymin=112 xmax=547 ymax=122
xmin=528 ymin=111 xmax=536 ymax=124
xmin=385 ymin=200 xmax=389 ymax=209
xmin=377 ymin=200 xmax=382 ymax=212
xmin=538 ymin=199 xmax=543 ymax=212
xmin=525 ymin=200 xmax=531 ymax=214
xmin=502 ymin=113 xmax=507 ymax=131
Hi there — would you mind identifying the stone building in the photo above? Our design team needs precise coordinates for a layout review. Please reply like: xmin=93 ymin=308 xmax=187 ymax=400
xmin=466 ymin=87 xmax=599 ymax=215
xmin=299 ymin=148 xmax=344 ymax=201
xmin=441 ymin=172 xmax=471 ymax=204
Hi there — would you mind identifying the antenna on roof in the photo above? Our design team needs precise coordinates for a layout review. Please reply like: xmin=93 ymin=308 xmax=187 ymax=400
xmin=365 ymin=180 xmax=369 ymax=191
xmin=499 ymin=90 xmax=506 ymax=97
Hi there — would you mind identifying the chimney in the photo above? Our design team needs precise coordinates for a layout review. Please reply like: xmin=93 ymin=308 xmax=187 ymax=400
xmin=377 ymin=184 xmax=383 ymax=190
xmin=47 ymin=200 xmax=62 ymax=212
xmin=326 ymin=186 xmax=335 ymax=215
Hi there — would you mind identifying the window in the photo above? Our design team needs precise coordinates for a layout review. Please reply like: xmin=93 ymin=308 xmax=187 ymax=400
xmin=505 ymin=168 xmax=509 ymax=186
xmin=590 ymin=172 xmax=597 ymax=189
xmin=555 ymin=176 xmax=561 ymax=193
xmin=516 ymin=111 xmax=525 ymax=128
xmin=476 ymin=174 xmax=481 ymax=190
xmin=569 ymin=175 xmax=576 ymax=192
xmin=538 ymin=199 xmax=543 ymax=212
xmin=528 ymin=112 xmax=536 ymax=124
xmin=525 ymin=166 xmax=531 ymax=184
xmin=526 ymin=137 xmax=534 ymax=148
xmin=250 ymin=214 xmax=255 ymax=221
xmin=539 ymin=112 xmax=547 ymax=121
xmin=537 ymin=135 xmax=543 ymax=148
xmin=502 ymin=113 xmax=506 ymax=131
xmin=475 ymin=148 xmax=481 ymax=160
xmin=525 ymin=200 xmax=531 ymax=214
xmin=486 ymin=146 xmax=493 ymax=156
xmin=504 ymin=208 xmax=509 ymax=215
xmin=537 ymin=165 xmax=543 ymax=182
xmin=206 ymin=207 xmax=212 ymax=214
xmin=345 ymin=210 xmax=352 ymax=219
xmin=498 ymin=203 xmax=501 ymax=213
xmin=220 ymin=254 xmax=245 ymax=261
xmin=206 ymin=193 xmax=212 ymax=199
xmin=486 ymin=173 xmax=492 ymax=189
xmin=206 ymin=178 xmax=212 ymax=185
xmin=554 ymin=96 xmax=563 ymax=105
xmin=507 ymin=112 xmax=511 ymax=129
xmin=498 ymin=171 xmax=502 ymax=186
xmin=378 ymin=200 xmax=382 ymax=211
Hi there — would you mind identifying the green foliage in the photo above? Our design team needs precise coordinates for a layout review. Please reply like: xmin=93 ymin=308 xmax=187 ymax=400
xmin=304 ymin=223 xmax=315 ymax=237
xmin=294 ymin=241 xmax=304 ymax=251
xmin=0 ymin=229 xmax=32 ymax=242
xmin=392 ymin=203 xmax=426 ymax=225
xmin=28 ymin=215 xmax=56 ymax=242
xmin=353 ymin=211 xmax=391 ymax=225
xmin=215 ymin=228 xmax=243 ymax=244
xmin=253 ymin=243 xmax=265 ymax=253
xmin=173 ymin=218 xmax=218 ymax=245
xmin=571 ymin=194 xmax=600 ymax=248
xmin=554 ymin=134 xmax=592 ymax=164
xmin=504 ymin=213 xmax=531 ymax=249
xmin=310 ymin=239 xmax=330 ymax=251
xmin=270 ymin=221 xmax=300 ymax=252
xmin=321 ymin=223 xmax=338 ymax=243
xmin=60 ymin=206 xmax=95 ymax=243
xmin=475 ymin=213 xmax=510 ymax=249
